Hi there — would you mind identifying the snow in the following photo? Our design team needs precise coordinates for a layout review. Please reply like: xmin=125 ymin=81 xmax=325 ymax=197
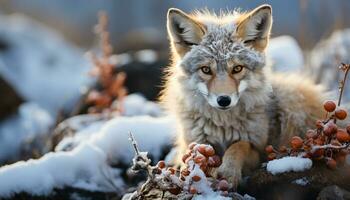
xmin=193 ymin=193 xmax=231 ymax=200
xmin=0 ymin=143 xmax=124 ymax=197
xmin=0 ymin=115 xmax=176 ymax=196
xmin=293 ymin=177 xmax=309 ymax=186
xmin=0 ymin=14 xmax=92 ymax=114
xmin=134 ymin=49 xmax=158 ymax=64
xmin=119 ymin=94 xmax=163 ymax=117
xmin=266 ymin=35 xmax=304 ymax=72
xmin=0 ymin=102 xmax=54 ymax=162
xmin=83 ymin=115 xmax=176 ymax=163
xmin=267 ymin=157 xmax=313 ymax=175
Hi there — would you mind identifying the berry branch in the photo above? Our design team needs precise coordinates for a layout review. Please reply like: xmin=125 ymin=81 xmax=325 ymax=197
xmin=266 ymin=63 xmax=350 ymax=170
xmin=125 ymin=136 xmax=249 ymax=199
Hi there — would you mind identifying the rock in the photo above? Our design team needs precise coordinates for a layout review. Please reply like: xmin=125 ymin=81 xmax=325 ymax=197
xmin=317 ymin=185 xmax=350 ymax=200
xmin=243 ymin=162 xmax=350 ymax=200
xmin=309 ymin=29 xmax=350 ymax=102
xmin=2 ymin=187 xmax=119 ymax=200
xmin=266 ymin=35 xmax=304 ymax=72
xmin=0 ymin=75 xmax=23 ymax=121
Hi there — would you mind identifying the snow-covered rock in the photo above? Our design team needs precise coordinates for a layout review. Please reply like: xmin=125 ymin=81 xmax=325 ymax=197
xmin=0 ymin=143 xmax=123 ymax=197
xmin=309 ymin=29 xmax=350 ymax=102
xmin=118 ymin=94 xmax=163 ymax=117
xmin=266 ymin=35 xmax=304 ymax=72
xmin=0 ymin=102 xmax=53 ymax=162
xmin=0 ymin=115 xmax=176 ymax=197
xmin=57 ymin=115 xmax=175 ymax=164
xmin=0 ymin=14 xmax=92 ymax=114
xmin=266 ymin=157 xmax=312 ymax=175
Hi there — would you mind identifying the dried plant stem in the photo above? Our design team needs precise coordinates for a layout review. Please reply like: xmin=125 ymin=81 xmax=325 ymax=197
xmin=129 ymin=132 xmax=140 ymax=156
xmin=337 ymin=63 xmax=350 ymax=107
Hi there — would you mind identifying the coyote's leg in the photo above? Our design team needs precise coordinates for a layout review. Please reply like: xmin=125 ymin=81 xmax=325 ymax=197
xmin=213 ymin=141 xmax=259 ymax=188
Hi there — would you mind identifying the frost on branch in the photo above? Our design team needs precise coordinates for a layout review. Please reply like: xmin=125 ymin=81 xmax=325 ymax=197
xmin=124 ymin=135 xmax=253 ymax=200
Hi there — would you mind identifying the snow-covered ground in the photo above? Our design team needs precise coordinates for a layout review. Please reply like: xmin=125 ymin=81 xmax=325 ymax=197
xmin=0 ymin=114 xmax=176 ymax=197
xmin=0 ymin=13 xmax=93 ymax=163
xmin=0 ymin=14 xmax=92 ymax=114
xmin=0 ymin=102 xmax=53 ymax=162
xmin=266 ymin=157 xmax=313 ymax=175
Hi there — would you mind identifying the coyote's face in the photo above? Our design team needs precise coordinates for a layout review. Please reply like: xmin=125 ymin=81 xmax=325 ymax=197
xmin=167 ymin=5 xmax=272 ymax=110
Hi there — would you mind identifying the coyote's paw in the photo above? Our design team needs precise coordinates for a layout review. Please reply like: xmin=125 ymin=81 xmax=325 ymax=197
xmin=212 ymin=163 xmax=242 ymax=189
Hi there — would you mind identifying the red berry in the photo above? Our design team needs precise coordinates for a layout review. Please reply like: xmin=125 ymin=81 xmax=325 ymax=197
xmin=312 ymin=149 xmax=325 ymax=159
xmin=181 ymin=169 xmax=190 ymax=176
xmin=192 ymin=175 xmax=201 ymax=182
xmin=157 ymin=160 xmax=166 ymax=169
xmin=324 ymin=122 xmax=338 ymax=137
xmin=190 ymin=186 xmax=198 ymax=194
xmin=168 ymin=187 xmax=181 ymax=195
xmin=189 ymin=142 xmax=197 ymax=150
xmin=323 ymin=100 xmax=336 ymax=112
xmin=316 ymin=120 xmax=324 ymax=129
xmin=197 ymin=144 xmax=207 ymax=155
xmin=217 ymin=179 xmax=229 ymax=191
xmin=268 ymin=152 xmax=277 ymax=160
xmin=290 ymin=136 xmax=303 ymax=150
xmin=336 ymin=129 xmax=350 ymax=142
xmin=182 ymin=153 xmax=191 ymax=163
xmin=279 ymin=146 xmax=288 ymax=153
xmin=168 ymin=167 xmax=176 ymax=175
xmin=346 ymin=125 xmax=350 ymax=134
xmin=194 ymin=154 xmax=206 ymax=164
xmin=314 ymin=138 xmax=325 ymax=145
xmin=326 ymin=158 xmax=337 ymax=170
xmin=265 ymin=145 xmax=274 ymax=154
xmin=204 ymin=146 xmax=215 ymax=157
xmin=306 ymin=130 xmax=317 ymax=139
xmin=211 ymin=155 xmax=222 ymax=167
xmin=335 ymin=108 xmax=348 ymax=120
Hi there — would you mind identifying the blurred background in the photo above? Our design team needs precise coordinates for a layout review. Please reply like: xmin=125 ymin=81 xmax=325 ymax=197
xmin=0 ymin=0 xmax=350 ymax=165
xmin=2 ymin=0 xmax=350 ymax=49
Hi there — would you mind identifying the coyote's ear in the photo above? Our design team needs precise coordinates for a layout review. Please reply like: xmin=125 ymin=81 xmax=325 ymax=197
xmin=167 ymin=8 xmax=206 ymax=57
xmin=236 ymin=4 xmax=272 ymax=51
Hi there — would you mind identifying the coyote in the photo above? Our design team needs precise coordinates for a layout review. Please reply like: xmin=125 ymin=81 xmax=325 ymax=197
xmin=160 ymin=4 xmax=325 ymax=186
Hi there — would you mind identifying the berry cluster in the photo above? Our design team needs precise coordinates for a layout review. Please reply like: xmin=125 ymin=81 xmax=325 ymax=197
xmin=153 ymin=143 xmax=232 ymax=197
xmin=266 ymin=63 xmax=350 ymax=170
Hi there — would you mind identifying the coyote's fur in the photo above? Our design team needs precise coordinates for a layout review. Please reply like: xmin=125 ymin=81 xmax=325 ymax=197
xmin=160 ymin=4 xmax=326 ymax=186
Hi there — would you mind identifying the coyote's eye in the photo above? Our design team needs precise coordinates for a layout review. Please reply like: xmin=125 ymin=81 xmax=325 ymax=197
xmin=200 ymin=66 xmax=212 ymax=75
xmin=232 ymin=65 xmax=243 ymax=74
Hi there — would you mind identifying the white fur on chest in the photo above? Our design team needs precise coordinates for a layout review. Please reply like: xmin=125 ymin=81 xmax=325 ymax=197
xmin=180 ymin=105 xmax=269 ymax=152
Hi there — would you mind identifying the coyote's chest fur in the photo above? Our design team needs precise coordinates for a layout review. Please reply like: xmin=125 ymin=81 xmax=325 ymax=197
xmin=179 ymin=101 xmax=270 ymax=155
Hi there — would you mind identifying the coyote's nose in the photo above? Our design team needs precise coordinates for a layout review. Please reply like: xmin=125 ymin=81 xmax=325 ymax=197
xmin=217 ymin=96 xmax=231 ymax=107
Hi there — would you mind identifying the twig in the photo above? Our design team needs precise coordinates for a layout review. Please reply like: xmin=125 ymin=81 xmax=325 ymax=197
xmin=337 ymin=63 xmax=350 ymax=106
xmin=129 ymin=132 xmax=140 ymax=156
xmin=311 ymin=144 xmax=349 ymax=153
